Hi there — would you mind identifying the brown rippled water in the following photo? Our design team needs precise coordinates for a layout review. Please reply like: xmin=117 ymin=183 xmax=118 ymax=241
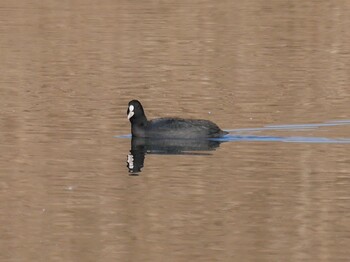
xmin=1 ymin=1 xmax=350 ymax=261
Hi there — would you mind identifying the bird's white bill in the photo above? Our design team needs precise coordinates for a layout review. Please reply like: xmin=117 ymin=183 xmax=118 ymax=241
xmin=127 ymin=105 xmax=134 ymax=120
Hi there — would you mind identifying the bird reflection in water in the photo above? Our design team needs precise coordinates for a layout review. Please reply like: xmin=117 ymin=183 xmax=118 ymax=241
xmin=126 ymin=137 xmax=223 ymax=174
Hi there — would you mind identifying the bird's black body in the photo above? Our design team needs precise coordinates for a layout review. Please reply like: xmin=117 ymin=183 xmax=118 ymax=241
xmin=127 ymin=100 xmax=228 ymax=139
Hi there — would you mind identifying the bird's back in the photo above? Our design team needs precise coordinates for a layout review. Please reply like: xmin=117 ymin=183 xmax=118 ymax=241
xmin=146 ymin=118 xmax=227 ymax=138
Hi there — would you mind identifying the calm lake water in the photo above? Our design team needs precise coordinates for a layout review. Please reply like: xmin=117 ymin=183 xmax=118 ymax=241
xmin=1 ymin=1 xmax=350 ymax=261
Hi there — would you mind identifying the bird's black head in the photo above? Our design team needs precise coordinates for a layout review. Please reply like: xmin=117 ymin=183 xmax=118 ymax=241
xmin=127 ymin=100 xmax=147 ymax=123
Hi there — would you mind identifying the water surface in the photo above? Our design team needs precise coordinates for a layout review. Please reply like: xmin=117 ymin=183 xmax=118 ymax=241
xmin=1 ymin=1 xmax=350 ymax=261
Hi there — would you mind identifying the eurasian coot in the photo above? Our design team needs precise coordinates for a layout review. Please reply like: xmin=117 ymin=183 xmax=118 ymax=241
xmin=127 ymin=100 xmax=228 ymax=139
